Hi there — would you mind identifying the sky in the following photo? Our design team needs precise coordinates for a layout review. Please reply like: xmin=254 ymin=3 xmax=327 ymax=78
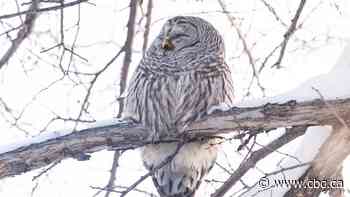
xmin=0 ymin=0 xmax=350 ymax=196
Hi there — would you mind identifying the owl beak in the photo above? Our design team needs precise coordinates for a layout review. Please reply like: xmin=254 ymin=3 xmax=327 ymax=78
xmin=161 ymin=36 xmax=175 ymax=50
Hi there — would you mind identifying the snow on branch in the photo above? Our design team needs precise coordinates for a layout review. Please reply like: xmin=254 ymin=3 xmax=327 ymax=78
xmin=0 ymin=97 xmax=349 ymax=180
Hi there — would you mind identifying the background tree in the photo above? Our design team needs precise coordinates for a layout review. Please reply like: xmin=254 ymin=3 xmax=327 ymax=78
xmin=0 ymin=0 xmax=349 ymax=197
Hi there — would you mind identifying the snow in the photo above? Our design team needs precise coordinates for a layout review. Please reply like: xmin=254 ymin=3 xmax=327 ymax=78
xmin=240 ymin=126 xmax=332 ymax=197
xmin=235 ymin=41 xmax=350 ymax=108
xmin=3 ymin=39 xmax=349 ymax=156
xmin=208 ymin=102 xmax=232 ymax=114
xmin=0 ymin=1 xmax=350 ymax=197
xmin=0 ymin=118 xmax=122 ymax=154
xmin=0 ymin=41 xmax=349 ymax=197
xmin=343 ymin=156 xmax=350 ymax=196
xmin=238 ymin=41 xmax=350 ymax=197
xmin=7 ymin=41 xmax=350 ymax=157
xmin=0 ymin=128 xmax=72 ymax=155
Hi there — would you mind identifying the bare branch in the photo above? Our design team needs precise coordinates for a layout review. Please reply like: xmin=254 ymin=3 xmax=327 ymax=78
xmin=117 ymin=0 xmax=138 ymax=118
xmin=272 ymin=0 xmax=307 ymax=68
xmin=93 ymin=3 xmax=138 ymax=192
xmin=0 ymin=0 xmax=89 ymax=20
xmin=142 ymin=0 xmax=153 ymax=56
xmin=103 ymin=151 xmax=122 ymax=197
xmin=74 ymin=47 xmax=125 ymax=128
xmin=91 ymin=185 xmax=157 ymax=197
xmin=211 ymin=126 xmax=307 ymax=197
xmin=259 ymin=0 xmax=288 ymax=27
xmin=217 ymin=0 xmax=265 ymax=95
xmin=0 ymin=0 xmax=39 ymax=70
xmin=32 ymin=160 xmax=61 ymax=181
xmin=312 ymin=87 xmax=349 ymax=130
xmin=119 ymin=142 xmax=185 ymax=197
xmin=238 ymin=163 xmax=310 ymax=197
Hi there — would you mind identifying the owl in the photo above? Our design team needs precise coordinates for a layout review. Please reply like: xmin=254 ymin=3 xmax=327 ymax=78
xmin=124 ymin=16 xmax=234 ymax=197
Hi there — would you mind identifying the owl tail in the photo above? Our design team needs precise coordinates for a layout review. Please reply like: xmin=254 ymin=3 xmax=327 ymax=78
xmin=141 ymin=141 xmax=218 ymax=197
xmin=152 ymin=166 xmax=202 ymax=197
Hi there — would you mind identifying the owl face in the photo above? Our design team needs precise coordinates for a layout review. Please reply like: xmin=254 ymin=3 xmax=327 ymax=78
xmin=148 ymin=16 xmax=224 ymax=58
xmin=159 ymin=16 xmax=199 ymax=52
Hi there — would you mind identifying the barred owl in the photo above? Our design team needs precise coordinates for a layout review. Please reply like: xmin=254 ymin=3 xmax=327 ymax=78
xmin=124 ymin=16 xmax=234 ymax=197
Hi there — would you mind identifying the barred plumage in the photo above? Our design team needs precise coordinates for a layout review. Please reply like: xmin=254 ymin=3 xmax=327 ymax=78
xmin=124 ymin=16 xmax=234 ymax=197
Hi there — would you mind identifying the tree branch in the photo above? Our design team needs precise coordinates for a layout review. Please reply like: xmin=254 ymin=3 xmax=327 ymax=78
xmin=103 ymin=151 xmax=122 ymax=197
xmin=117 ymin=0 xmax=138 ymax=118
xmin=101 ymin=1 xmax=138 ymax=195
xmin=0 ymin=0 xmax=89 ymax=20
xmin=142 ymin=0 xmax=153 ymax=56
xmin=212 ymin=126 xmax=307 ymax=197
xmin=1 ymin=98 xmax=350 ymax=180
xmin=272 ymin=0 xmax=307 ymax=68
xmin=217 ymin=0 xmax=265 ymax=95
xmin=0 ymin=0 xmax=39 ymax=70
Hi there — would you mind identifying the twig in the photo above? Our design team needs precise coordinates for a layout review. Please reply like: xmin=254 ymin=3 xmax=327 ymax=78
xmin=32 ymin=160 xmax=61 ymax=181
xmin=101 ymin=1 xmax=138 ymax=192
xmin=117 ymin=0 xmax=138 ymax=118
xmin=217 ymin=0 xmax=265 ymax=95
xmin=74 ymin=47 xmax=125 ymax=129
xmin=0 ymin=97 xmax=12 ymax=113
xmin=13 ymin=0 xmax=24 ymax=23
xmin=142 ymin=0 xmax=153 ymax=56
xmin=258 ymin=44 xmax=280 ymax=73
xmin=30 ymin=181 xmax=39 ymax=197
xmin=101 ymin=0 xmax=138 ymax=188
xmin=211 ymin=126 xmax=307 ymax=197
xmin=312 ymin=87 xmax=349 ymax=130
xmin=0 ymin=0 xmax=89 ymax=20
xmin=60 ymin=0 xmax=65 ymax=45
xmin=255 ymin=140 xmax=302 ymax=164
xmin=119 ymin=142 xmax=185 ymax=197
xmin=259 ymin=0 xmax=287 ymax=27
xmin=238 ymin=162 xmax=310 ymax=197
xmin=215 ymin=162 xmax=233 ymax=175
xmin=91 ymin=185 xmax=157 ymax=197
xmin=0 ymin=0 xmax=39 ymax=70
xmin=272 ymin=0 xmax=307 ymax=69
xmin=266 ymin=162 xmax=310 ymax=177
xmin=103 ymin=151 xmax=122 ymax=197
xmin=66 ymin=2 xmax=84 ymax=76
xmin=0 ymin=25 xmax=22 ymax=37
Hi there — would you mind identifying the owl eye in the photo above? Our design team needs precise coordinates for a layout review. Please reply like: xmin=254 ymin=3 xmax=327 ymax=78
xmin=172 ymin=33 xmax=190 ymax=39
xmin=173 ymin=38 xmax=181 ymax=44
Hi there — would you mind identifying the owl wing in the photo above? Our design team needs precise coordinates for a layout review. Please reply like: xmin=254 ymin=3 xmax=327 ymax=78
xmin=124 ymin=61 xmax=234 ymax=139
xmin=173 ymin=62 xmax=234 ymax=128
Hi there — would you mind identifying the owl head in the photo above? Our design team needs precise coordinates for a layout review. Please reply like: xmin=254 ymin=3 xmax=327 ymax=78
xmin=147 ymin=16 xmax=225 ymax=59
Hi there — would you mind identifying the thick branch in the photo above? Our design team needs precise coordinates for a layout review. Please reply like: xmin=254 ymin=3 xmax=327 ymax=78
xmin=1 ymin=98 xmax=350 ymax=179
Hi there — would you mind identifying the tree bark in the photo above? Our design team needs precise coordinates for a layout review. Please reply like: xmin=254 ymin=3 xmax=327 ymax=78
xmin=1 ymin=98 xmax=350 ymax=180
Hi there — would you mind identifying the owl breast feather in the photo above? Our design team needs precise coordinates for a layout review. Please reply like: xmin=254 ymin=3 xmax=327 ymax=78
xmin=124 ymin=63 xmax=233 ymax=140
